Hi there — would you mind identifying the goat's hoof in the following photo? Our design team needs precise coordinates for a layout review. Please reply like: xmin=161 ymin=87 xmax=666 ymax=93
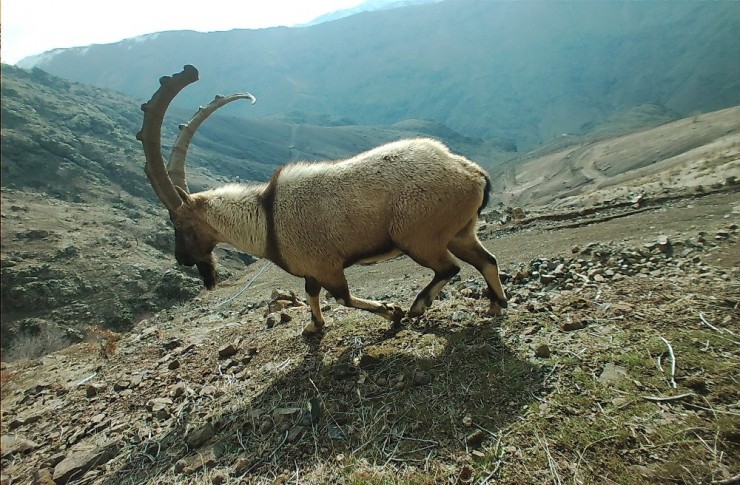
xmin=487 ymin=303 xmax=505 ymax=317
xmin=301 ymin=323 xmax=324 ymax=337
xmin=384 ymin=304 xmax=405 ymax=324
xmin=406 ymin=308 xmax=423 ymax=319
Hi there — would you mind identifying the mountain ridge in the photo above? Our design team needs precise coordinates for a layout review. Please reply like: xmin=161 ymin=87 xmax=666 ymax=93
xmin=19 ymin=1 xmax=740 ymax=150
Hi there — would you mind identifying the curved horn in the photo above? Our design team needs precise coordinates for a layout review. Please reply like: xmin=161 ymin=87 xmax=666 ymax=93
xmin=136 ymin=65 xmax=199 ymax=213
xmin=168 ymin=93 xmax=257 ymax=192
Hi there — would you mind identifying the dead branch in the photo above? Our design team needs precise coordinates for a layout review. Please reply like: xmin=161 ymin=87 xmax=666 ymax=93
xmin=659 ymin=336 xmax=677 ymax=389
xmin=642 ymin=393 xmax=694 ymax=402
xmin=711 ymin=474 xmax=740 ymax=485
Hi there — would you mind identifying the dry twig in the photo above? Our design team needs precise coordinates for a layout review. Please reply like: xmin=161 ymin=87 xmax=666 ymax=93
xmin=536 ymin=431 xmax=562 ymax=485
xmin=711 ymin=474 xmax=740 ymax=485
xmin=659 ymin=336 xmax=677 ymax=389
xmin=642 ymin=393 xmax=694 ymax=402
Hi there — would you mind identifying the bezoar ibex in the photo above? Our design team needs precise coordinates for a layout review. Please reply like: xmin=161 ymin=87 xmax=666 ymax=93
xmin=137 ymin=65 xmax=507 ymax=335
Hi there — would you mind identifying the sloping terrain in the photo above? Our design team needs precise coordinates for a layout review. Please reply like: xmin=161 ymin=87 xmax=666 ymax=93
xmin=1 ymin=190 xmax=737 ymax=484
xmin=491 ymin=106 xmax=740 ymax=211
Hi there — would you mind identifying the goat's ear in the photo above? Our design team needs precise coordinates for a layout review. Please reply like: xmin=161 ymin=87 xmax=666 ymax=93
xmin=175 ymin=186 xmax=195 ymax=207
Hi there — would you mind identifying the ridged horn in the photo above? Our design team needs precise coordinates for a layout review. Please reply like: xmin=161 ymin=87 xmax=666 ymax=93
xmin=167 ymin=93 xmax=257 ymax=193
xmin=136 ymin=64 xmax=199 ymax=213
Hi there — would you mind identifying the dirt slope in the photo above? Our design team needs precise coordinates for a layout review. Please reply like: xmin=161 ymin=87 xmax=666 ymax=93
xmin=492 ymin=106 xmax=740 ymax=210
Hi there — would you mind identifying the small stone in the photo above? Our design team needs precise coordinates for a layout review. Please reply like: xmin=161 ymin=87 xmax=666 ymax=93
xmin=168 ymin=359 xmax=181 ymax=370
xmin=171 ymin=382 xmax=187 ymax=398
xmin=540 ymin=274 xmax=557 ymax=284
xmin=715 ymin=230 xmax=731 ymax=239
xmin=462 ymin=414 xmax=473 ymax=427
xmin=113 ymin=381 xmax=130 ymax=392
xmin=534 ymin=344 xmax=551 ymax=358
xmin=173 ymin=445 xmax=217 ymax=474
xmin=280 ymin=312 xmax=292 ymax=323
xmin=561 ymin=320 xmax=585 ymax=331
xmin=44 ymin=453 xmax=66 ymax=468
xmin=52 ymin=440 xmax=119 ymax=484
xmin=86 ymin=383 xmax=106 ymax=398
xmin=33 ymin=468 xmax=55 ymax=485
xmin=162 ymin=338 xmax=182 ymax=351
xmin=287 ymin=426 xmax=304 ymax=443
xmin=1 ymin=434 xmax=40 ymax=457
xmin=265 ymin=313 xmax=277 ymax=329
xmin=218 ymin=344 xmax=238 ymax=359
xmin=412 ymin=369 xmax=432 ymax=386
xmin=186 ymin=422 xmax=215 ymax=449
xmin=466 ymin=429 xmax=486 ymax=448
xmin=147 ymin=397 xmax=173 ymax=420
xmin=268 ymin=299 xmax=292 ymax=313
xmin=358 ymin=353 xmax=381 ymax=369
xmin=598 ymin=363 xmax=628 ymax=383
xmin=656 ymin=235 xmax=671 ymax=253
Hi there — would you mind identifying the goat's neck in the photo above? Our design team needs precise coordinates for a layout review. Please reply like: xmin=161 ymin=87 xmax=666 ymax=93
xmin=197 ymin=184 xmax=270 ymax=258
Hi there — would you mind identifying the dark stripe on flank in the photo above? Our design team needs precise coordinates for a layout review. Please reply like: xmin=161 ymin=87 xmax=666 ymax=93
xmin=260 ymin=167 xmax=288 ymax=271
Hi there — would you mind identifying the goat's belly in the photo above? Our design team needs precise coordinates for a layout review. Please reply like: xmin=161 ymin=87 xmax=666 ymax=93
xmin=355 ymin=248 xmax=403 ymax=265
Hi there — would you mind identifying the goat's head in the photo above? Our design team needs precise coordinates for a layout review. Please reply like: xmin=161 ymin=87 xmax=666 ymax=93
xmin=136 ymin=65 xmax=255 ymax=289
xmin=169 ymin=189 xmax=220 ymax=289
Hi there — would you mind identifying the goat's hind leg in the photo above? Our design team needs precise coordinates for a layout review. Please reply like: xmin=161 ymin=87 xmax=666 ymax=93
xmin=448 ymin=224 xmax=508 ymax=316
xmin=405 ymin=249 xmax=460 ymax=318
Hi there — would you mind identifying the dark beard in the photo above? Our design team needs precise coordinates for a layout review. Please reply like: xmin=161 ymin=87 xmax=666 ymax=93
xmin=196 ymin=258 xmax=218 ymax=290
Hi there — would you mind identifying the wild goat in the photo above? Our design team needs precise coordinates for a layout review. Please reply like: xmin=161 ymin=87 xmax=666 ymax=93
xmin=137 ymin=65 xmax=508 ymax=335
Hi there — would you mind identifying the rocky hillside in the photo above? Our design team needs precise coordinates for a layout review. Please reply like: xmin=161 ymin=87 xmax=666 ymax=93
xmin=1 ymin=189 xmax=737 ymax=484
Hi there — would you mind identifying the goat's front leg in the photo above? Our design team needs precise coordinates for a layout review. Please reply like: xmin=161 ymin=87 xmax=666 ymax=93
xmin=302 ymin=277 xmax=326 ymax=335
xmin=301 ymin=272 xmax=403 ymax=336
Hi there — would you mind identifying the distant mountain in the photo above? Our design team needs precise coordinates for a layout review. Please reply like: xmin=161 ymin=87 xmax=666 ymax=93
xmin=304 ymin=0 xmax=443 ymax=25
xmin=18 ymin=1 xmax=740 ymax=150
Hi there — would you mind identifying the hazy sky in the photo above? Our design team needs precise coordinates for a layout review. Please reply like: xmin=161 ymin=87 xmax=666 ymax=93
xmin=1 ymin=0 xmax=364 ymax=65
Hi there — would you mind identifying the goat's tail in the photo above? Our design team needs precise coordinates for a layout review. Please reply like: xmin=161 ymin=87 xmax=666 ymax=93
xmin=478 ymin=173 xmax=492 ymax=215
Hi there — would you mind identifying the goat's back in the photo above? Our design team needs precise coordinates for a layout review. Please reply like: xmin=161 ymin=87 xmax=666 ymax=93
xmin=271 ymin=138 xmax=489 ymax=273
